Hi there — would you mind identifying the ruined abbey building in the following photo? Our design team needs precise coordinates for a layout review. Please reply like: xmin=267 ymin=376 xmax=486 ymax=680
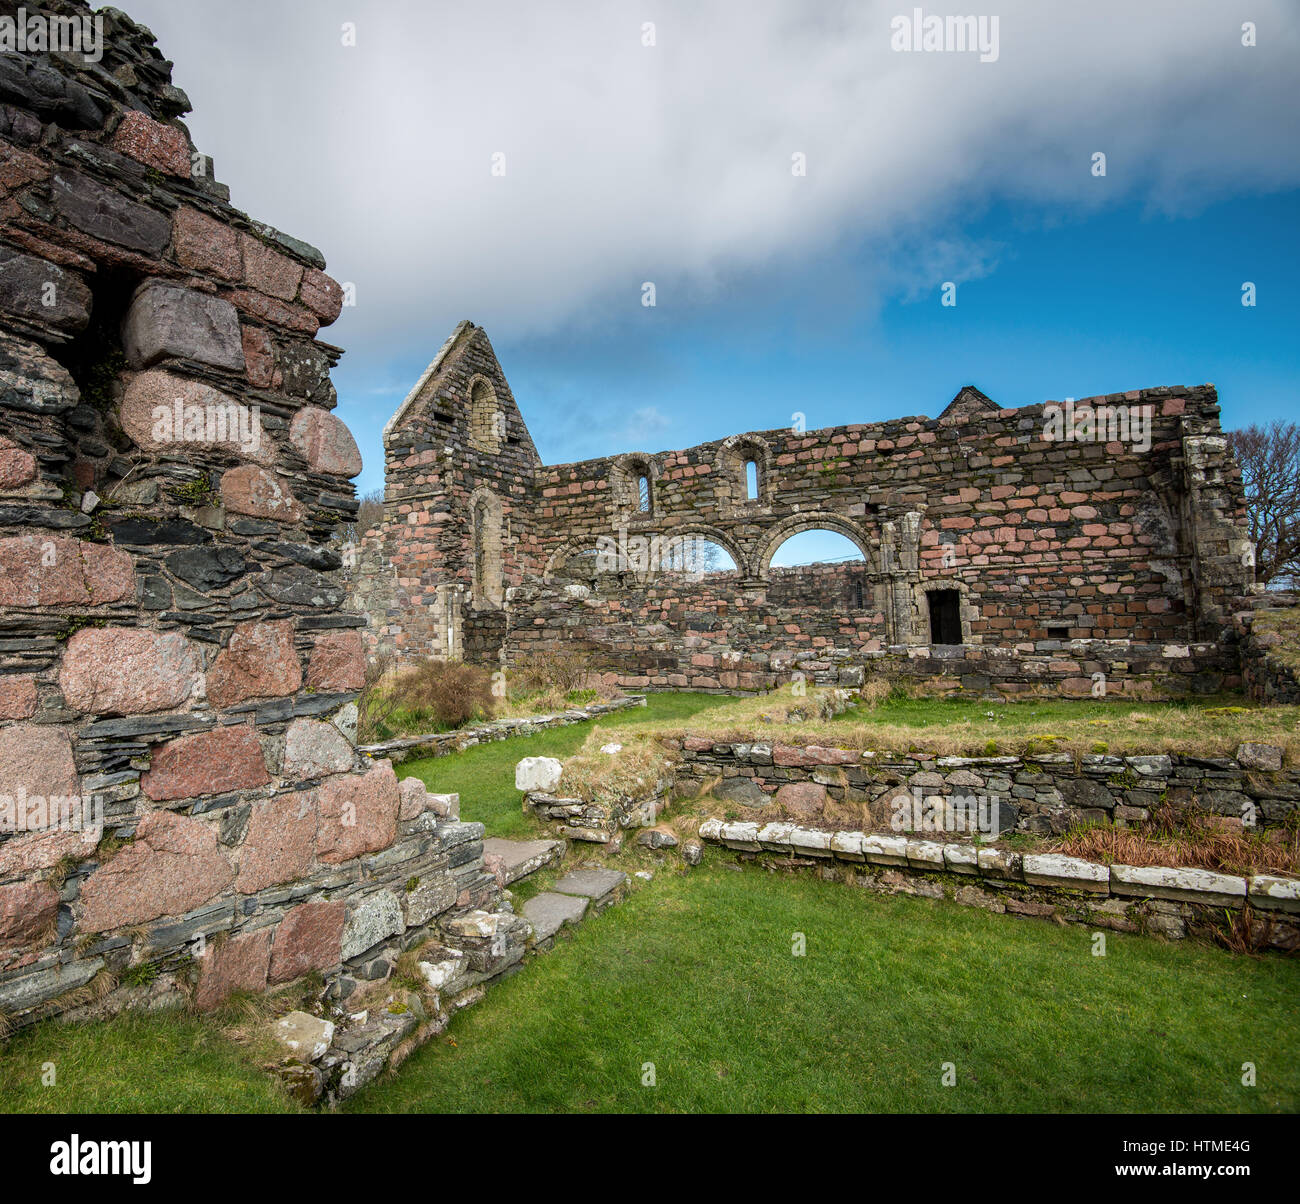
xmin=351 ymin=321 xmax=1254 ymax=698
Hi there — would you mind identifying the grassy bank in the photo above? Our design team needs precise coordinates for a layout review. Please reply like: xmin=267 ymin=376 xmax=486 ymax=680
xmin=346 ymin=858 xmax=1299 ymax=1114
xmin=396 ymin=691 xmax=733 ymax=837
xmin=0 ymin=1010 xmax=300 ymax=1113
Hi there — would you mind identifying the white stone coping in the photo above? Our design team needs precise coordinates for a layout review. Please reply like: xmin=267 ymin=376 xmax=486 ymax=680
xmin=695 ymin=820 xmax=1297 ymax=913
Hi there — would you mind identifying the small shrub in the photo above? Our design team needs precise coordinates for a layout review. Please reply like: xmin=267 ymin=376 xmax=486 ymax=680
xmin=509 ymin=651 xmax=596 ymax=699
xmin=357 ymin=652 xmax=402 ymax=742
xmin=390 ymin=658 xmax=495 ymax=730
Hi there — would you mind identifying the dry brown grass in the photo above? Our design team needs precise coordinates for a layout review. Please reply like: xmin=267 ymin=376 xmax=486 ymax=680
xmin=1053 ymin=803 xmax=1300 ymax=876
xmin=649 ymin=689 xmax=1300 ymax=761
xmin=557 ymin=727 xmax=675 ymax=803
xmin=1196 ymin=904 xmax=1281 ymax=955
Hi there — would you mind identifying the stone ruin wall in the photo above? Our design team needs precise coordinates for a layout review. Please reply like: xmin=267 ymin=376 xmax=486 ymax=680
xmin=351 ymin=322 xmax=1254 ymax=699
xmin=0 ymin=1 xmax=514 ymax=1038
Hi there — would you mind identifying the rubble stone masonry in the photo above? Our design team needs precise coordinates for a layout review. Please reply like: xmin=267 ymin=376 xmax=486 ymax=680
xmin=352 ymin=321 xmax=1254 ymax=698
xmin=0 ymin=1 xmax=513 ymax=1031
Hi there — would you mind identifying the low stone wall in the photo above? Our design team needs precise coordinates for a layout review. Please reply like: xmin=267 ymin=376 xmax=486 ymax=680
xmin=526 ymin=783 xmax=668 ymax=845
xmin=357 ymin=694 xmax=645 ymax=765
xmin=669 ymin=737 xmax=1295 ymax=834
xmin=698 ymin=819 xmax=1300 ymax=950
xmin=2 ymin=770 xmax=510 ymax=1031
xmin=504 ymin=584 xmax=1239 ymax=698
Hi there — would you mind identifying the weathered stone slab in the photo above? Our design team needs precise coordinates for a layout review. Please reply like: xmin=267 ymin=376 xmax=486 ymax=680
xmin=305 ymin=629 xmax=365 ymax=693
xmin=774 ymin=781 xmax=827 ymax=817
xmin=289 ymin=405 xmax=361 ymax=476
xmin=341 ymin=890 xmax=404 ymax=960
xmin=273 ymin=1010 xmax=334 ymax=1061
xmin=404 ymin=872 xmax=458 ymax=926
xmin=0 ymin=247 xmax=91 ymax=336
xmin=52 ymin=169 xmax=170 ymax=254
xmin=1110 ymin=863 xmax=1247 ymax=906
xmin=235 ymin=791 xmax=317 ymax=893
xmin=0 ymin=535 xmax=133 ymax=607
xmin=482 ymin=837 xmax=564 ymax=885
xmin=1247 ymin=875 xmax=1300 ymax=912
xmin=59 ymin=626 xmax=200 ymax=716
xmin=79 ymin=811 xmax=235 ymax=931
xmin=1236 ymin=743 xmax=1283 ymax=772
xmin=283 ymin=718 xmax=354 ymax=780
xmin=317 ymin=761 xmax=400 ymax=864
xmin=0 ymin=723 xmax=81 ymax=831
xmin=269 ymin=900 xmax=345 ymax=983
xmin=141 ymin=722 xmax=269 ymax=801
xmin=523 ymin=891 xmax=588 ymax=942
xmin=861 ymin=833 xmax=909 ymax=866
xmin=551 ymin=868 xmax=627 ymax=905
xmin=515 ymin=756 xmax=563 ymax=793
xmin=1022 ymin=853 xmax=1109 ymax=893
xmin=194 ymin=927 xmax=270 ymax=1009
xmin=121 ymin=281 xmax=245 ymax=371
xmin=219 ymin=464 xmax=302 ymax=520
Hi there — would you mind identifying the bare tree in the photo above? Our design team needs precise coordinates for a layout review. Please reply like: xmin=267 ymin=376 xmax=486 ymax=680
xmin=1227 ymin=421 xmax=1300 ymax=590
xmin=336 ymin=488 xmax=385 ymax=546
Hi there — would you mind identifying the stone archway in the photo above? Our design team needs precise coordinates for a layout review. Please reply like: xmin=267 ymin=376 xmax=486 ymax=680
xmin=754 ymin=512 xmax=875 ymax=578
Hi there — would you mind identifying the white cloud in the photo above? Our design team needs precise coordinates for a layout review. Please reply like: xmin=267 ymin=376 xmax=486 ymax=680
xmin=127 ymin=0 xmax=1299 ymax=354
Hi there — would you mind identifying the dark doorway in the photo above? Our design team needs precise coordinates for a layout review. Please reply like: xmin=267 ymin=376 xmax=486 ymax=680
xmin=927 ymin=589 xmax=963 ymax=645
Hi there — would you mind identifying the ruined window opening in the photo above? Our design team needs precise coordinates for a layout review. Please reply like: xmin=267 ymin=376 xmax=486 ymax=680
xmin=471 ymin=493 xmax=503 ymax=606
xmin=927 ymin=589 xmax=963 ymax=645
xmin=637 ymin=474 xmax=651 ymax=512
xmin=468 ymin=378 xmax=501 ymax=453
xmin=745 ymin=459 xmax=759 ymax=500
xmin=1047 ymin=625 xmax=1071 ymax=640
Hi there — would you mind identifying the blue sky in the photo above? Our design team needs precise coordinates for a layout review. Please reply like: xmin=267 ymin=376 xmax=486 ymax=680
xmin=346 ymin=188 xmax=1298 ymax=475
xmin=333 ymin=187 xmax=1299 ymax=562
xmin=127 ymin=1 xmax=1300 ymax=564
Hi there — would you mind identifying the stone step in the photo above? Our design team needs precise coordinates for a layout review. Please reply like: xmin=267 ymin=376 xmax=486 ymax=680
xmin=482 ymin=837 xmax=565 ymax=886
xmin=551 ymin=867 xmax=628 ymax=912
xmin=522 ymin=891 xmax=589 ymax=943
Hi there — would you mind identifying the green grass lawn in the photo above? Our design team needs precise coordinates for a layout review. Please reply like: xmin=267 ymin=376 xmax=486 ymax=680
xmin=0 ymin=1011 xmax=301 ymax=1114
xmin=5 ymin=689 xmax=1294 ymax=1115
xmin=396 ymin=691 xmax=734 ymax=837
xmin=346 ymin=859 xmax=1300 ymax=1114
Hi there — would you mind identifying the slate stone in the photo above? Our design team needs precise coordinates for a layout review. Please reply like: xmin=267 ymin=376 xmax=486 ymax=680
xmin=258 ymin=564 xmax=344 ymax=607
xmin=551 ymin=868 xmax=627 ymax=903
xmin=258 ymin=541 xmax=342 ymax=571
xmin=715 ymin=775 xmax=769 ymax=807
xmin=0 ymin=55 xmax=104 ymax=127
xmin=51 ymin=169 xmax=170 ymax=254
xmin=1058 ymin=777 xmax=1116 ymax=812
xmin=105 ymin=516 xmax=211 ymax=546
xmin=164 ymin=545 xmax=247 ymax=592
xmin=0 ymin=247 xmax=92 ymax=337
xmin=140 ymin=574 xmax=172 ymax=610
